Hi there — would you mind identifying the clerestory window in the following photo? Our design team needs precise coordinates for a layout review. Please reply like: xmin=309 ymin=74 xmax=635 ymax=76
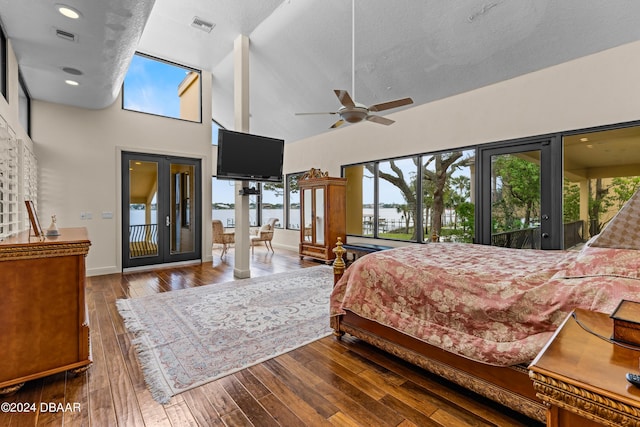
xmin=123 ymin=53 xmax=202 ymax=123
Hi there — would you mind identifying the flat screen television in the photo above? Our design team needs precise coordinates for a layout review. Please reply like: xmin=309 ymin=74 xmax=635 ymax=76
xmin=216 ymin=129 xmax=284 ymax=183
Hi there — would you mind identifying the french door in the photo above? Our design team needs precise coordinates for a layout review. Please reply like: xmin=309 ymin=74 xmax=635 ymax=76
xmin=122 ymin=152 xmax=202 ymax=268
xmin=477 ymin=137 xmax=563 ymax=249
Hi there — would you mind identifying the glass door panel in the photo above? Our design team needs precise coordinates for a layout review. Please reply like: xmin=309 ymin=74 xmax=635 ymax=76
xmin=490 ymin=151 xmax=541 ymax=249
xmin=315 ymin=188 xmax=324 ymax=245
xmin=170 ymin=163 xmax=195 ymax=255
xmin=303 ymin=188 xmax=312 ymax=241
xmin=128 ymin=160 xmax=159 ymax=259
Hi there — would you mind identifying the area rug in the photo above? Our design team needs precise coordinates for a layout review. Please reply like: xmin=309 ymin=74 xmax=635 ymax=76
xmin=116 ymin=266 xmax=334 ymax=404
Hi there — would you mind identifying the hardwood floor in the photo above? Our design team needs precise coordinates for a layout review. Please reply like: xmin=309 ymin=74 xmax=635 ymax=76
xmin=0 ymin=248 xmax=542 ymax=426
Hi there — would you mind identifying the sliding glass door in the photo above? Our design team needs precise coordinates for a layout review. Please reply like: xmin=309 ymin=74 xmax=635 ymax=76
xmin=122 ymin=152 xmax=201 ymax=268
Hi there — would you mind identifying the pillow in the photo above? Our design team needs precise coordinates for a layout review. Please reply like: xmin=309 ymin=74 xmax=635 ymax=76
xmin=553 ymin=246 xmax=640 ymax=280
xmin=259 ymin=224 xmax=272 ymax=232
xmin=584 ymin=234 xmax=599 ymax=247
xmin=589 ymin=189 xmax=640 ymax=250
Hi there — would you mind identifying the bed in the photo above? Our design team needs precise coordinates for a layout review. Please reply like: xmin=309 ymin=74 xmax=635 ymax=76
xmin=329 ymin=192 xmax=640 ymax=422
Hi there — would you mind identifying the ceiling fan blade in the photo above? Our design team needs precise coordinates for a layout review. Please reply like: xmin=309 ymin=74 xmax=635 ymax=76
xmin=368 ymin=97 xmax=414 ymax=112
xmin=366 ymin=115 xmax=395 ymax=126
xmin=330 ymin=119 xmax=345 ymax=129
xmin=334 ymin=90 xmax=356 ymax=108
xmin=295 ymin=112 xmax=338 ymax=116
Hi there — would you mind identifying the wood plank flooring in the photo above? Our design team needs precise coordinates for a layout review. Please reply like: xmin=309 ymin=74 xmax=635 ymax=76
xmin=0 ymin=248 xmax=542 ymax=426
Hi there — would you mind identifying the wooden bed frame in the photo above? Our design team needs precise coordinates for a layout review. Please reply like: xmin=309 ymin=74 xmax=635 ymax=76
xmin=330 ymin=239 xmax=547 ymax=423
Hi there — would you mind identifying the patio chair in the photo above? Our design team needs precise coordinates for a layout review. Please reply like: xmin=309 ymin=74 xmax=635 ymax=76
xmin=212 ymin=219 xmax=235 ymax=257
xmin=250 ymin=218 xmax=278 ymax=253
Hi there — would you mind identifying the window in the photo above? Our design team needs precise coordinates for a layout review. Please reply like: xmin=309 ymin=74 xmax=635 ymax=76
xmin=0 ymin=29 xmax=6 ymax=100
xmin=18 ymin=73 xmax=30 ymax=135
xmin=212 ymin=119 xmax=222 ymax=145
xmin=378 ymin=158 xmax=418 ymax=241
xmin=212 ymin=178 xmax=281 ymax=228
xmin=344 ymin=163 xmax=375 ymax=236
xmin=123 ymin=53 xmax=202 ymax=123
xmin=422 ymin=150 xmax=475 ymax=243
xmin=261 ymin=182 xmax=284 ymax=228
xmin=286 ymin=172 xmax=304 ymax=230
xmin=563 ymin=127 xmax=640 ymax=248
xmin=344 ymin=149 xmax=475 ymax=243
xmin=212 ymin=178 xmax=236 ymax=227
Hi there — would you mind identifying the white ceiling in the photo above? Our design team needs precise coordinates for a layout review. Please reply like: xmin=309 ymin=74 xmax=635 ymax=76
xmin=2 ymin=1 xmax=640 ymax=143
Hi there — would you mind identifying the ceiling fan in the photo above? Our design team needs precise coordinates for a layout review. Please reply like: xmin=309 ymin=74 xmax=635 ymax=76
xmin=295 ymin=0 xmax=413 ymax=129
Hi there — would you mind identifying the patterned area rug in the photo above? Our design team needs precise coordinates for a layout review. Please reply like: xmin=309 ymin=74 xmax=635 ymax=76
xmin=116 ymin=266 xmax=334 ymax=404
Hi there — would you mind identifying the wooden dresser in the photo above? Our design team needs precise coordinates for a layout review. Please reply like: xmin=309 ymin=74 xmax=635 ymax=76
xmin=0 ymin=228 xmax=91 ymax=394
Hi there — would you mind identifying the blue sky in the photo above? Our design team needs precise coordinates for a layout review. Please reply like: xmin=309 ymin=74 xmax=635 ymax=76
xmin=123 ymin=54 xmax=189 ymax=119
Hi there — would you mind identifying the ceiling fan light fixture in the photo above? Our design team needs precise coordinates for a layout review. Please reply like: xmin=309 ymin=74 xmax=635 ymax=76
xmin=56 ymin=4 xmax=82 ymax=19
xmin=339 ymin=108 xmax=368 ymax=123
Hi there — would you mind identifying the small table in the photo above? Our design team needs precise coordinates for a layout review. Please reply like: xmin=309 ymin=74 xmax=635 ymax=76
xmin=341 ymin=243 xmax=393 ymax=262
xmin=529 ymin=308 xmax=640 ymax=427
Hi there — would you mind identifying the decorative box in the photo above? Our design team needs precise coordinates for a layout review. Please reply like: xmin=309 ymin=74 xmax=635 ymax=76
xmin=610 ymin=299 xmax=640 ymax=346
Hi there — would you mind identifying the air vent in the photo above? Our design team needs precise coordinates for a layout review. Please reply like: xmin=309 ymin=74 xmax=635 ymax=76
xmin=191 ymin=16 xmax=215 ymax=33
xmin=55 ymin=28 xmax=77 ymax=42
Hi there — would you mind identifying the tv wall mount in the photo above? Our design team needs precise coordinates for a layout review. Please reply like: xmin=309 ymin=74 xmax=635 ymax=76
xmin=239 ymin=186 xmax=260 ymax=196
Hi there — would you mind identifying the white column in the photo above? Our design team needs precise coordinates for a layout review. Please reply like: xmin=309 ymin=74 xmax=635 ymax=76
xmin=233 ymin=34 xmax=251 ymax=278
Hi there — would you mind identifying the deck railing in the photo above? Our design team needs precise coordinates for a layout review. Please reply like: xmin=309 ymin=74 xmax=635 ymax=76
xmin=129 ymin=224 xmax=158 ymax=257
xmin=491 ymin=220 xmax=585 ymax=250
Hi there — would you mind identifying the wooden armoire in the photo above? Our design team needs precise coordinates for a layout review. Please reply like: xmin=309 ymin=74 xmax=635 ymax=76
xmin=298 ymin=168 xmax=346 ymax=262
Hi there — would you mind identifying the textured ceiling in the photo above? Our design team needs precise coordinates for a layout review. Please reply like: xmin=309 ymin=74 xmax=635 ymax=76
xmin=0 ymin=0 xmax=155 ymax=109
xmin=2 ymin=1 xmax=640 ymax=143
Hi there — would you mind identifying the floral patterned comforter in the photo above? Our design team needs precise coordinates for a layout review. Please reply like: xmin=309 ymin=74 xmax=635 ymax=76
xmin=330 ymin=243 xmax=640 ymax=366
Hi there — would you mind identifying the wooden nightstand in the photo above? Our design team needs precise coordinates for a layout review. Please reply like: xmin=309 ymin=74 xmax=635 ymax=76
xmin=529 ymin=308 xmax=640 ymax=427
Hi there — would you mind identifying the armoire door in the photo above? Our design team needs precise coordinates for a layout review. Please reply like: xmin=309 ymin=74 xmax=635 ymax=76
xmin=122 ymin=152 xmax=202 ymax=268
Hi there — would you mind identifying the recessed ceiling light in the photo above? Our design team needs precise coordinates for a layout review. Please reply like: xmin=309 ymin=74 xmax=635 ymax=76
xmin=65 ymin=79 xmax=79 ymax=86
xmin=56 ymin=4 xmax=82 ymax=19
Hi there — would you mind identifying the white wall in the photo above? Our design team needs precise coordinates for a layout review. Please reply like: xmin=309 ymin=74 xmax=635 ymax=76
xmin=275 ymin=40 xmax=640 ymax=250
xmin=29 ymin=40 xmax=640 ymax=273
xmin=33 ymin=73 xmax=213 ymax=276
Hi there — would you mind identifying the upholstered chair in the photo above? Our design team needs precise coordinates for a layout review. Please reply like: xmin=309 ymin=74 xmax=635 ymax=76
xmin=212 ymin=220 xmax=235 ymax=257
xmin=250 ymin=218 xmax=278 ymax=253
